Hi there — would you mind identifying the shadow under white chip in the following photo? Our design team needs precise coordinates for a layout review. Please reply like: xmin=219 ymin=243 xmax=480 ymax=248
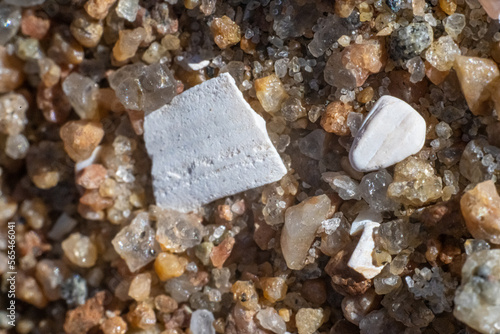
xmin=144 ymin=73 xmax=287 ymax=213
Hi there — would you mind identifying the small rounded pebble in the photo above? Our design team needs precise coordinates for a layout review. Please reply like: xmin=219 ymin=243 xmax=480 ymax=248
xmin=61 ymin=233 xmax=98 ymax=268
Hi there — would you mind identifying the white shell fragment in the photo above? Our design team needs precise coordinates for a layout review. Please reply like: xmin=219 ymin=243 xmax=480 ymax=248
xmin=348 ymin=221 xmax=385 ymax=279
xmin=349 ymin=95 xmax=426 ymax=172
xmin=144 ymin=73 xmax=287 ymax=213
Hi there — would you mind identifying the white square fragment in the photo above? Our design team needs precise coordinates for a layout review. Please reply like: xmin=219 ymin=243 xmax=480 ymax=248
xmin=144 ymin=73 xmax=287 ymax=212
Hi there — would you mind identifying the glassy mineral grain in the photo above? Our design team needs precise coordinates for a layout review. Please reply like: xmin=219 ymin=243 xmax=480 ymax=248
xmin=108 ymin=61 xmax=177 ymax=113
xmin=460 ymin=180 xmax=500 ymax=244
xmin=111 ymin=212 xmax=159 ymax=272
xmin=387 ymin=157 xmax=443 ymax=206
xmin=454 ymin=56 xmax=500 ymax=116
xmin=454 ymin=249 xmax=500 ymax=333
xmin=281 ymin=195 xmax=331 ymax=270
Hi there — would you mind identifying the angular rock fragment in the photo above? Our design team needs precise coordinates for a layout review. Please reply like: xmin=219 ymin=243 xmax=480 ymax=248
xmin=387 ymin=157 xmax=443 ymax=206
xmin=154 ymin=206 xmax=206 ymax=253
xmin=295 ymin=308 xmax=324 ymax=334
xmin=348 ymin=222 xmax=385 ymax=279
xmin=210 ymin=16 xmax=241 ymax=49
xmin=111 ymin=212 xmax=159 ymax=272
xmin=109 ymin=61 xmax=177 ymax=113
xmin=144 ymin=73 xmax=287 ymax=212
xmin=256 ymin=308 xmax=286 ymax=334
xmin=349 ymin=95 xmax=426 ymax=172
xmin=425 ymin=35 xmax=461 ymax=72
xmin=254 ymin=74 xmax=288 ymax=113
xmin=281 ymin=194 xmax=331 ymax=270
xmin=190 ymin=309 xmax=216 ymax=334
xmin=460 ymin=180 xmax=500 ymax=244
xmin=454 ymin=249 xmax=500 ymax=334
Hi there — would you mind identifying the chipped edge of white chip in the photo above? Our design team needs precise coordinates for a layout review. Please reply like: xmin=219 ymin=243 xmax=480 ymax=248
xmin=348 ymin=221 xmax=385 ymax=279
xmin=349 ymin=95 xmax=426 ymax=172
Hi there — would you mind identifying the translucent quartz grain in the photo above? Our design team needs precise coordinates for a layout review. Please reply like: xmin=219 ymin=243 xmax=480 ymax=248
xmin=0 ymin=3 xmax=21 ymax=45
xmin=108 ymin=61 xmax=177 ymax=113
xmin=321 ymin=101 xmax=353 ymax=136
xmin=154 ymin=252 xmax=187 ymax=281
xmin=460 ymin=180 xmax=500 ymax=244
xmin=478 ymin=0 xmax=500 ymax=20
xmin=190 ymin=309 xmax=216 ymax=334
xmin=101 ymin=317 xmax=127 ymax=334
xmin=387 ymin=157 xmax=443 ymax=206
xmin=256 ymin=308 xmax=286 ymax=334
xmin=281 ymin=195 xmax=331 ymax=270
xmin=295 ymin=308 xmax=324 ymax=334
xmin=359 ymin=169 xmax=397 ymax=212
xmin=0 ymin=92 xmax=28 ymax=135
xmin=154 ymin=207 xmax=206 ymax=253
xmin=84 ymin=0 xmax=117 ymax=20
xmin=116 ymin=0 xmax=139 ymax=22
xmin=6 ymin=134 xmax=29 ymax=159
xmin=260 ymin=277 xmax=288 ymax=303
xmin=128 ymin=273 xmax=151 ymax=302
xmin=342 ymin=39 xmax=387 ymax=87
xmin=61 ymin=233 xmax=98 ymax=268
xmin=341 ymin=289 xmax=379 ymax=325
xmin=210 ymin=16 xmax=241 ymax=49
xmin=254 ymin=74 xmax=288 ymax=113
xmin=111 ymin=212 xmax=159 ymax=272
xmin=454 ymin=249 xmax=500 ymax=333
xmin=62 ymin=73 xmax=99 ymax=119
xmin=112 ymin=27 xmax=145 ymax=62
xmin=425 ymin=35 xmax=461 ymax=72
xmin=70 ymin=11 xmax=103 ymax=48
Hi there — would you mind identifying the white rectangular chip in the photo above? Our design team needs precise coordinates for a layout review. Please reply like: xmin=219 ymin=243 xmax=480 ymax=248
xmin=144 ymin=73 xmax=287 ymax=212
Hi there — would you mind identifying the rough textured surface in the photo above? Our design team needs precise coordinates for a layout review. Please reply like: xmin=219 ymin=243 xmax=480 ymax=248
xmin=111 ymin=212 xmax=159 ymax=272
xmin=460 ymin=180 xmax=500 ymax=244
xmin=454 ymin=249 xmax=500 ymax=333
xmin=144 ymin=73 xmax=287 ymax=212
xmin=348 ymin=221 xmax=385 ymax=279
xmin=349 ymin=95 xmax=426 ymax=172
xmin=63 ymin=291 xmax=105 ymax=334
xmin=387 ymin=157 xmax=443 ymax=206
